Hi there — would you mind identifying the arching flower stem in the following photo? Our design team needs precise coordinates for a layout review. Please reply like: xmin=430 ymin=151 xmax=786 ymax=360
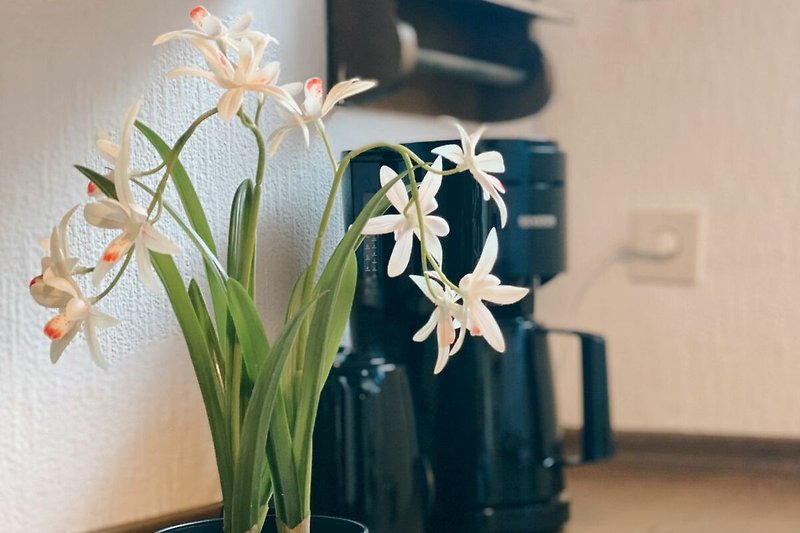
xmin=131 ymin=160 xmax=166 ymax=179
xmin=146 ymin=107 xmax=219 ymax=223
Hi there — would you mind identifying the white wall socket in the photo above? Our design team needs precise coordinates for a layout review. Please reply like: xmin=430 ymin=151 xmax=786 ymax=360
xmin=627 ymin=210 xmax=699 ymax=283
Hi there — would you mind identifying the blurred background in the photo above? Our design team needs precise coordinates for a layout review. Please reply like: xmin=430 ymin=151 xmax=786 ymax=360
xmin=3 ymin=0 xmax=800 ymax=531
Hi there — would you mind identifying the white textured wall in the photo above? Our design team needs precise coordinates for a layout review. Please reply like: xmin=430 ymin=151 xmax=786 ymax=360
xmin=534 ymin=0 xmax=800 ymax=438
xmin=5 ymin=0 xmax=800 ymax=531
xmin=1 ymin=1 xmax=331 ymax=531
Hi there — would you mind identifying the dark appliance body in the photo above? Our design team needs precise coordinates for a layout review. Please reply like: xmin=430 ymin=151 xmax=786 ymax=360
xmin=312 ymin=139 xmax=613 ymax=533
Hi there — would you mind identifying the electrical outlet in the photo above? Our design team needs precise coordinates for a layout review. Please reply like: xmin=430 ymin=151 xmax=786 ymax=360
xmin=627 ymin=210 xmax=699 ymax=283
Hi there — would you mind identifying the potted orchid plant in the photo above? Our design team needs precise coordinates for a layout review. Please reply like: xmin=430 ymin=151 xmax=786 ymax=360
xmin=28 ymin=6 xmax=528 ymax=533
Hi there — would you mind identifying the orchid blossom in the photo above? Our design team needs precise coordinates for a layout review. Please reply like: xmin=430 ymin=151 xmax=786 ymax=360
xmin=410 ymin=274 xmax=465 ymax=374
xmin=30 ymin=206 xmax=80 ymax=307
xmin=30 ymin=207 xmax=118 ymax=367
xmin=267 ymin=77 xmax=376 ymax=155
xmin=153 ymin=6 xmax=274 ymax=51
xmin=41 ymin=271 xmax=119 ymax=368
xmin=432 ymin=124 xmax=508 ymax=227
xmin=457 ymin=228 xmax=529 ymax=352
xmin=362 ymin=158 xmax=450 ymax=277
xmin=164 ymin=36 xmax=298 ymax=122
xmin=84 ymin=99 xmax=180 ymax=290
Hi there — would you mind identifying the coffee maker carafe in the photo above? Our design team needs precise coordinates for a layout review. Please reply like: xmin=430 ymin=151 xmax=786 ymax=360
xmin=312 ymin=139 xmax=614 ymax=533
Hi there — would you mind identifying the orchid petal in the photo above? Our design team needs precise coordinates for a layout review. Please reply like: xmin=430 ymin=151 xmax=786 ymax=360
xmin=379 ymin=166 xmax=408 ymax=211
xmin=93 ymin=233 xmax=134 ymax=286
xmin=140 ymin=223 xmax=181 ymax=255
xmin=481 ymin=285 xmax=529 ymax=305
xmin=431 ymin=144 xmax=465 ymax=167
xmin=468 ymin=125 xmax=487 ymax=149
xmin=387 ymin=230 xmax=414 ymax=278
xmin=473 ymin=228 xmax=498 ymax=279
xmin=84 ymin=320 xmax=108 ymax=369
xmin=253 ymin=62 xmax=280 ymax=85
xmin=267 ymin=126 xmax=292 ymax=156
xmin=114 ymin=99 xmax=143 ymax=208
xmin=362 ymin=214 xmax=403 ymax=235
xmin=424 ymin=216 xmax=450 ymax=237
xmin=412 ymin=311 xmax=438 ymax=342
xmin=491 ymin=190 xmax=508 ymax=228
xmin=321 ymin=78 xmax=376 ymax=117
xmin=282 ymin=82 xmax=303 ymax=96
xmin=90 ymin=308 xmax=120 ymax=329
xmin=237 ymin=37 xmax=255 ymax=74
xmin=409 ymin=275 xmax=435 ymax=302
xmin=450 ymin=326 xmax=466 ymax=355
xmin=84 ymin=199 xmax=129 ymax=229
xmin=470 ymin=301 xmax=505 ymax=352
xmin=418 ymin=175 xmax=442 ymax=213
xmin=475 ymin=150 xmax=505 ymax=173
xmin=217 ymin=88 xmax=245 ymax=121
xmin=167 ymin=66 xmax=219 ymax=85
xmin=434 ymin=316 xmax=457 ymax=374
xmin=49 ymin=321 xmax=81 ymax=364
xmin=135 ymin=238 xmax=160 ymax=292
xmin=229 ymin=11 xmax=254 ymax=33
xmin=424 ymin=232 xmax=443 ymax=265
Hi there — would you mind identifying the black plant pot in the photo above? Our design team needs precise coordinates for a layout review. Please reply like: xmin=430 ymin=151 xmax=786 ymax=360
xmin=157 ymin=516 xmax=368 ymax=533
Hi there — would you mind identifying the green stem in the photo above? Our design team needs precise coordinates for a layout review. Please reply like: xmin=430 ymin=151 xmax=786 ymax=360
xmin=92 ymin=249 xmax=134 ymax=303
xmin=145 ymin=108 xmax=218 ymax=221
xmin=238 ymin=110 xmax=267 ymax=292
xmin=131 ymin=160 xmax=166 ymax=179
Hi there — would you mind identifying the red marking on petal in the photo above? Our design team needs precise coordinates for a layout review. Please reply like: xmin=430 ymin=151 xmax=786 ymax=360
xmin=87 ymin=181 xmax=97 ymax=195
xmin=102 ymin=237 xmax=131 ymax=263
xmin=471 ymin=325 xmax=481 ymax=336
xmin=29 ymin=275 xmax=43 ymax=288
xmin=218 ymin=52 xmax=228 ymax=66
xmin=305 ymin=77 xmax=323 ymax=94
xmin=190 ymin=6 xmax=209 ymax=23
xmin=494 ymin=178 xmax=506 ymax=194
xmin=102 ymin=249 xmax=121 ymax=262
xmin=44 ymin=314 xmax=69 ymax=340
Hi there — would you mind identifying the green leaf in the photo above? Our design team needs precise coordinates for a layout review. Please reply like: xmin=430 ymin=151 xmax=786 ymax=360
xmin=188 ymin=279 xmax=226 ymax=387
xmin=75 ymin=165 xmax=117 ymax=200
xmin=135 ymin=120 xmax=217 ymax=254
xmin=291 ymin=251 xmax=357 ymax=487
xmin=135 ymin=121 xmax=231 ymax=356
xmin=231 ymin=296 xmax=321 ymax=533
xmin=227 ymin=180 xmax=255 ymax=284
xmin=226 ymin=278 xmax=270 ymax=382
xmin=150 ymin=253 xmax=233 ymax=506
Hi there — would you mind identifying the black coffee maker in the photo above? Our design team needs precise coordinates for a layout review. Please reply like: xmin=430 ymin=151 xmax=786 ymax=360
xmin=312 ymin=139 xmax=614 ymax=533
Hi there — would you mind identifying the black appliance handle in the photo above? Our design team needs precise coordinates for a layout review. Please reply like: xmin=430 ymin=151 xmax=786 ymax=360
xmin=543 ymin=328 xmax=615 ymax=464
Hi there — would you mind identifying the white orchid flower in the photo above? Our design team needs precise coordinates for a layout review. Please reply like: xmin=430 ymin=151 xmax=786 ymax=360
xmin=432 ymin=124 xmax=508 ymax=227
xmin=410 ymin=273 xmax=465 ymax=374
xmin=362 ymin=158 xmax=450 ymax=277
xmin=87 ymin=128 xmax=120 ymax=197
xmin=84 ymin=99 xmax=180 ymax=291
xmin=167 ymin=36 xmax=299 ymax=122
xmin=267 ymin=77 xmax=376 ymax=155
xmin=457 ymin=228 xmax=529 ymax=352
xmin=37 ymin=205 xmax=80 ymax=279
xmin=41 ymin=273 xmax=118 ymax=368
xmin=153 ymin=6 xmax=275 ymax=51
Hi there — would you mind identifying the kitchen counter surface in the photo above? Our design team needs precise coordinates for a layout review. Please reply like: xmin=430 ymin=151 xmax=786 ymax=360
xmin=564 ymin=461 xmax=800 ymax=532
